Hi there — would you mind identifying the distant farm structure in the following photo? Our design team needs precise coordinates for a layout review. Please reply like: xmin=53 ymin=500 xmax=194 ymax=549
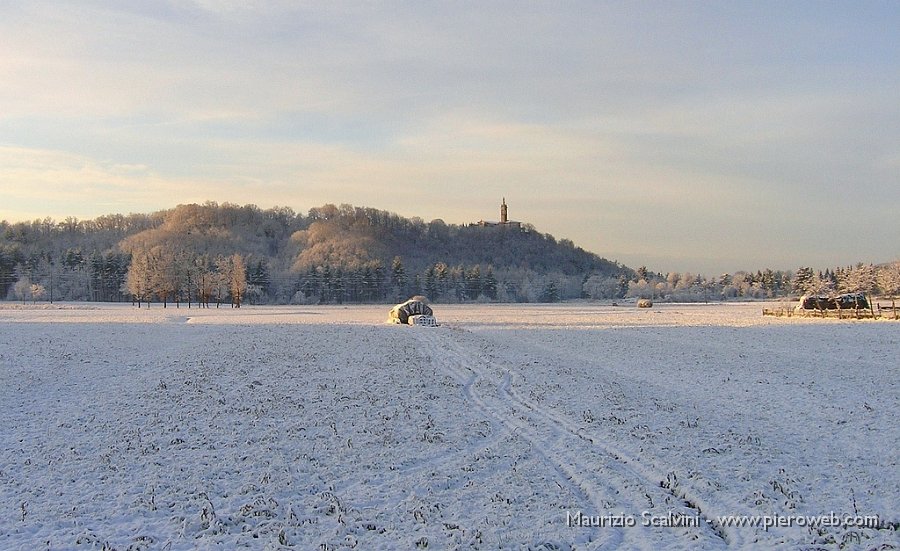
xmin=763 ymin=292 xmax=900 ymax=319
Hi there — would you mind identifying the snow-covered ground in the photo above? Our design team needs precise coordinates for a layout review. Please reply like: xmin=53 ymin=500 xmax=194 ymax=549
xmin=1 ymin=302 xmax=897 ymax=550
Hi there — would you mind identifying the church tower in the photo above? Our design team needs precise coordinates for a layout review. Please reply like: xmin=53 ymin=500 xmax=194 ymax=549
xmin=500 ymin=197 xmax=508 ymax=224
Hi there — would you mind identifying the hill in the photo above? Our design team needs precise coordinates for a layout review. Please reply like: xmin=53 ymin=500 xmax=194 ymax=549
xmin=1 ymin=202 xmax=630 ymax=304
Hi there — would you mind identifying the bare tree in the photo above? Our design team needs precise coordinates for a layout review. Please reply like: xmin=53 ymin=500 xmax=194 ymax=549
xmin=149 ymin=246 xmax=176 ymax=308
xmin=193 ymin=256 xmax=214 ymax=308
xmin=13 ymin=277 xmax=31 ymax=304
xmin=171 ymin=250 xmax=189 ymax=308
xmin=125 ymin=250 xmax=153 ymax=307
xmin=30 ymin=283 xmax=46 ymax=304
xmin=213 ymin=255 xmax=233 ymax=308
xmin=229 ymin=254 xmax=247 ymax=308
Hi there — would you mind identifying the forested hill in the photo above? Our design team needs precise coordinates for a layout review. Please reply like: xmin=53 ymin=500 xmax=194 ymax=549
xmin=1 ymin=202 xmax=630 ymax=304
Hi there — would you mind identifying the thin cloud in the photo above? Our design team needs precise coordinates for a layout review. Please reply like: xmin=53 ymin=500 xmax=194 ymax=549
xmin=1 ymin=1 xmax=898 ymax=273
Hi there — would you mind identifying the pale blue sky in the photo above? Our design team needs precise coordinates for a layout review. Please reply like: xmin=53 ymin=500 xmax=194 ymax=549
xmin=1 ymin=1 xmax=898 ymax=274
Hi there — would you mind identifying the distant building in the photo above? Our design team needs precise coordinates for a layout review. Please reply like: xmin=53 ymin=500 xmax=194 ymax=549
xmin=476 ymin=198 xmax=522 ymax=229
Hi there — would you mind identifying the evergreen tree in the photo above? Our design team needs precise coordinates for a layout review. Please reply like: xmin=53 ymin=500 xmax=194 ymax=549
xmin=451 ymin=265 xmax=466 ymax=302
xmin=434 ymin=262 xmax=449 ymax=298
xmin=617 ymin=274 xmax=629 ymax=299
xmin=483 ymin=266 xmax=498 ymax=300
xmin=319 ymin=265 xmax=332 ymax=304
xmin=793 ymin=267 xmax=815 ymax=295
xmin=761 ymin=269 xmax=776 ymax=294
xmin=333 ymin=266 xmax=345 ymax=304
xmin=636 ymin=266 xmax=649 ymax=282
xmin=361 ymin=265 xmax=376 ymax=302
xmin=424 ymin=265 xmax=437 ymax=300
xmin=250 ymin=260 xmax=270 ymax=294
xmin=465 ymin=265 xmax=482 ymax=300
xmin=299 ymin=266 xmax=318 ymax=302
xmin=390 ymin=256 xmax=407 ymax=300
xmin=412 ymin=274 xmax=422 ymax=297
xmin=0 ymin=247 xmax=19 ymax=298
xmin=540 ymin=281 xmax=560 ymax=302
xmin=372 ymin=260 xmax=387 ymax=301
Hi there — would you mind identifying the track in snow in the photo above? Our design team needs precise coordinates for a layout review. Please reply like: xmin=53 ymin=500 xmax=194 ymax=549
xmin=410 ymin=325 xmax=730 ymax=550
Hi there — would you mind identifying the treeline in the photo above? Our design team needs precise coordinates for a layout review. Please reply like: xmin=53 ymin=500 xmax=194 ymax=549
xmin=1 ymin=212 xmax=164 ymax=303
xmin=608 ymin=263 xmax=900 ymax=303
xmin=124 ymin=250 xmax=250 ymax=308
xmin=2 ymin=201 xmax=627 ymax=305
xmin=293 ymin=258 xmax=560 ymax=305
xmin=5 ymin=203 xmax=898 ymax=306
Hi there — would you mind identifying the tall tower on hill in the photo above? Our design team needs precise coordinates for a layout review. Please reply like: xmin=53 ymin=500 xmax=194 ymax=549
xmin=500 ymin=197 xmax=508 ymax=224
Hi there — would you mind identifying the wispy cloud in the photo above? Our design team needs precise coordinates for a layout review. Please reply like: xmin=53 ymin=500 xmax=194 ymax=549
xmin=1 ymin=1 xmax=898 ymax=272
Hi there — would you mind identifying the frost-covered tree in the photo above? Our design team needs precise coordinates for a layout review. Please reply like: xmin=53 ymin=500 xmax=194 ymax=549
xmin=792 ymin=267 xmax=816 ymax=295
xmin=666 ymin=272 xmax=681 ymax=289
xmin=805 ymin=273 xmax=836 ymax=314
xmin=423 ymin=265 xmax=437 ymax=300
xmin=876 ymin=262 xmax=900 ymax=319
xmin=839 ymin=263 xmax=877 ymax=315
xmin=248 ymin=260 xmax=270 ymax=298
xmin=192 ymin=256 xmax=216 ymax=308
xmin=583 ymin=275 xmax=623 ymax=300
xmin=149 ymin=246 xmax=176 ymax=308
xmin=540 ymin=281 xmax=559 ymax=302
xmin=229 ymin=253 xmax=247 ymax=308
xmin=635 ymin=266 xmax=649 ymax=282
xmin=213 ymin=255 xmax=234 ymax=308
xmin=759 ymin=269 xmax=777 ymax=296
xmin=627 ymin=278 xmax=652 ymax=300
xmin=125 ymin=250 xmax=153 ymax=307
xmin=613 ymin=275 xmax=627 ymax=299
xmin=839 ymin=264 xmax=877 ymax=294
xmin=30 ymin=283 xmax=46 ymax=303
xmin=483 ymin=266 xmax=498 ymax=300
xmin=12 ymin=277 xmax=32 ymax=303
xmin=464 ymin=265 xmax=482 ymax=300
xmin=433 ymin=262 xmax=449 ymax=299
xmin=390 ymin=256 xmax=407 ymax=301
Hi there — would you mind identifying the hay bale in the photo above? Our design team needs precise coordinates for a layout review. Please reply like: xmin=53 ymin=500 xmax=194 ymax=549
xmin=388 ymin=298 xmax=433 ymax=324
xmin=636 ymin=298 xmax=653 ymax=308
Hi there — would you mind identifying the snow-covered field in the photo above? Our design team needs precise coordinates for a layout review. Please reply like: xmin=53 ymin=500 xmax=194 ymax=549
xmin=1 ymin=302 xmax=897 ymax=550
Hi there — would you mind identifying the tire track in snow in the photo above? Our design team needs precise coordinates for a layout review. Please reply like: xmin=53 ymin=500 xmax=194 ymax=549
xmin=413 ymin=325 xmax=733 ymax=550
xmin=411 ymin=327 xmax=629 ymax=550
xmin=482 ymin=331 xmax=752 ymax=547
xmin=496 ymin=369 xmax=736 ymax=547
